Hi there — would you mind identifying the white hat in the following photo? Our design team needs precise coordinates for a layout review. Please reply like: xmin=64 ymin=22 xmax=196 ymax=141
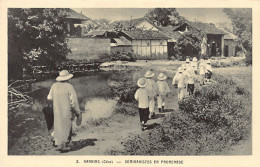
xmin=207 ymin=60 xmax=211 ymax=64
xmin=178 ymin=67 xmax=183 ymax=73
xmin=137 ymin=78 xmax=147 ymax=87
xmin=157 ymin=73 xmax=167 ymax=80
xmin=192 ymin=57 xmax=198 ymax=62
xmin=181 ymin=64 xmax=187 ymax=70
xmin=56 ymin=70 xmax=73 ymax=81
xmin=144 ymin=70 xmax=154 ymax=78
xmin=186 ymin=58 xmax=190 ymax=63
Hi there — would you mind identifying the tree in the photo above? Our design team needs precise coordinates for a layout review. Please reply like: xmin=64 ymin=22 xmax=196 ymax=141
xmin=174 ymin=31 xmax=204 ymax=60
xmin=94 ymin=18 xmax=111 ymax=29
xmin=145 ymin=8 xmax=185 ymax=27
xmin=8 ymin=8 xmax=71 ymax=80
xmin=223 ymin=8 xmax=252 ymax=64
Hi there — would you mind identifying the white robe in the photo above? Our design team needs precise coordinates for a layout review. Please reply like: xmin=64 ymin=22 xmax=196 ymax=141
xmin=47 ymin=82 xmax=80 ymax=146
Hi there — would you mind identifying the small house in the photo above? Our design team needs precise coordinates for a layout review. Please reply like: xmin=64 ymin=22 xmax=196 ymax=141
xmin=223 ymin=30 xmax=237 ymax=57
xmin=118 ymin=30 xmax=170 ymax=59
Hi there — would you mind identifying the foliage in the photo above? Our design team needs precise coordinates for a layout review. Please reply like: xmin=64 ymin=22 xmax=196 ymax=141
xmin=223 ymin=8 xmax=252 ymax=64
xmin=210 ymin=58 xmax=245 ymax=68
xmin=114 ymin=103 xmax=138 ymax=116
xmin=8 ymin=8 xmax=71 ymax=80
xmin=145 ymin=8 xmax=185 ymax=27
xmin=110 ymin=75 xmax=251 ymax=155
xmin=93 ymin=18 xmax=111 ymax=29
xmin=109 ymin=71 xmax=138 ymax=103
xmin=174 ymin=31 xmax=204 ymax=60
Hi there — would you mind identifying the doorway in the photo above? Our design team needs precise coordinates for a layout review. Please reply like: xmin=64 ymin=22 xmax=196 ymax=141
xmin=211 ymin=42 xmax=216 ymax=56
xmin=224 ymin=45 xmax=229 ymax=57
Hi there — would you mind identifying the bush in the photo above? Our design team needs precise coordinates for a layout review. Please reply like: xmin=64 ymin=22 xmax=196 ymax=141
xmin=114 ymin=103 xmax=138 ymax=116
xmin=244 ymin=52 xmax=252 ymax=66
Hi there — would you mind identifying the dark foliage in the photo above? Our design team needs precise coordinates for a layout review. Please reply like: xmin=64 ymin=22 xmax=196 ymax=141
xmin=8 ymin=8 xmax=71 ymax=80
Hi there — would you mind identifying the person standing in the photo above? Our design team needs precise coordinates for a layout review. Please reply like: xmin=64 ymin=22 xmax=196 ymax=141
xmin=186 ymin=65 xmax=197 ymax=95
xmin=172 ymin=67 xmax=187 ymax=101
xmin=190 ymin=57 xmax=198 ymax=71
xmin=144 ymin=70 xmax=158 ymax=119
xmin=205 ymin=59 xmax=213 ymax=83
xmin=156 ymin=73 xmax=170 ymax=113
xmin=47 ymin=70 xmax=81 ymax=151
xmin=134 ymin=78 xmax=150 ymax=131
xmin=185 ymin=58 xmax=191 ymax=71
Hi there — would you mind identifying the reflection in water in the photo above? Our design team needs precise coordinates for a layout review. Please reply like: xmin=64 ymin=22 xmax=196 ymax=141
xmin=84 ymin=98 xmax=117 ymax=121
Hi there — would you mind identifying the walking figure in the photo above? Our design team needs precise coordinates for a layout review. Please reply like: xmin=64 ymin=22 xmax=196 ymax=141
xmin=134 ymin=78 xmax=150 ymax=131
xmin=144 ymin=70 xmax=158 ymax=119
xmin=156 ymin=73 xmax=170 ymax=113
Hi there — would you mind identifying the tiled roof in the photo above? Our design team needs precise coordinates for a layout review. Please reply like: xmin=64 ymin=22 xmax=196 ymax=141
xmin=122 ymin=30 xmax=170 ymax=40
xmin=185 ymin=21 xmax=226 ymax=35
xmin=113 ymin=36 xmax=132 ymax=46
xmin=159 ymin=27 xmax=182 ymax=41
xmin=107 ymin=17 xmax=160 ymax=31
xmin=65 ymin=9 xmax=89 ymax=20
xmin=223 ymin=31 xmax=237 ymax=40
xmin=86 ymin=30 xmax=107 ymax=36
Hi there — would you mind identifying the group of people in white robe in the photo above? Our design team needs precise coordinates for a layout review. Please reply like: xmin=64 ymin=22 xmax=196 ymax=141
xmin=135 ymin=57 xmax=213 ymax=131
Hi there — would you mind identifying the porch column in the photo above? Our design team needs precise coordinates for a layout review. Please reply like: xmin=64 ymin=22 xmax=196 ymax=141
xmin=221 ymin=35 xmax=224 ymax=57
xmin=67 ymin=22 xmax=70 ymax=32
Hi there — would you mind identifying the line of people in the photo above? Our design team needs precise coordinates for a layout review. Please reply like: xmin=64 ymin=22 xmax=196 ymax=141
xmin=134 ymin=57 xmax=213 ymax=131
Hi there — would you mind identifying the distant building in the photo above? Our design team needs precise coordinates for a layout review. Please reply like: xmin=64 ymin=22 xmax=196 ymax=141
xmin=106 ymin=17 xmax=160 ymax=31
xmin=65 ymin=9 xmax=100 ymax=37
xmin=118 ymin=30 xmax=170 ymax=59
xmin=160 ymin=21 xmax=228 ymax=58
xmin=65 ymin=9 xmax=109 ymax=62
xmin=222 ymin=30 xmax=237 ymax=57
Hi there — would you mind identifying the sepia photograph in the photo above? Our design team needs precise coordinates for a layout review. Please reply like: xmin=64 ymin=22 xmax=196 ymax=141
xmin=6 ymin=7 xmax=253 ymax=156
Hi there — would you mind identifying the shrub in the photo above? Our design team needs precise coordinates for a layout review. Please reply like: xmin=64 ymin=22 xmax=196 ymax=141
xmin=244 ymin=52 xmax=252 ymax=66
xmin=114 ymin=103 xmax=138 ymax=116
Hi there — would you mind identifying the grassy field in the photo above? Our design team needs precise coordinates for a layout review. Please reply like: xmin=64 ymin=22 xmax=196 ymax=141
xmin=214 ymin=66 xmax=252 ymax=94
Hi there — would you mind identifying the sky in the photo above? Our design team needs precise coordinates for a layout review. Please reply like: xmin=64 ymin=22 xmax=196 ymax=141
xmin=73 ymin=8 xmax=232 ymax=25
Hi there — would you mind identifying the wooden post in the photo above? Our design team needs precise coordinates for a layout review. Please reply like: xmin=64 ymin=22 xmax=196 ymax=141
xmin=221 ymin=35 xmax=224 ymax=57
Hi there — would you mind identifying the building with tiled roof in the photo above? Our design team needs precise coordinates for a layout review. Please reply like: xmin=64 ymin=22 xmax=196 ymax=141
xmin=118 ymin=30 xmax=170 ymax=59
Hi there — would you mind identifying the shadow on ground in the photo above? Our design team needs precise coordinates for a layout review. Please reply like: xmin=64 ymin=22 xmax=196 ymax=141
xmin=146 ymin=123 xmax=160 ymax=130
xmin=151 ymin=113 xmax=165 ymax=119
xmin=60 ymin=138 xmax=97 ymax=153
xmin=163 ymin=109 xmax=175 ymax=113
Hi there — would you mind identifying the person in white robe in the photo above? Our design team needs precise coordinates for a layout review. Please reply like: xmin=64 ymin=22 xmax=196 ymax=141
xmin=47 ymin=70 xmax=81 ymax=151
xmin=144 ymin=70 xmax=158 ymax=119
xmin=156 ymin=73 xmax=170 ymax=112
xmin=172 ymin=67 xmax=187 ymax=101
